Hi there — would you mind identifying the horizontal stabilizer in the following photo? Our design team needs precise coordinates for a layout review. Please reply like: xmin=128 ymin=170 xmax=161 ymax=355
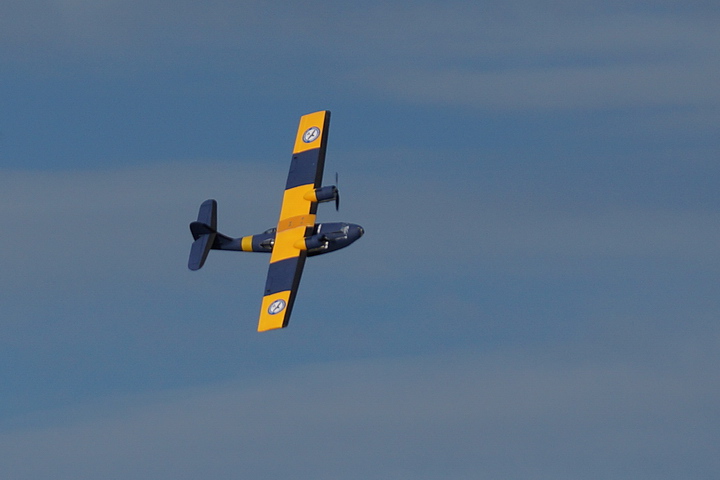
xmin=190 ymin=220 xmax=214 ymax=240
xmin=188 ymin=232 xmax=216 ymax=270
xmin=188 ymin=199 xmax=218 ymax=270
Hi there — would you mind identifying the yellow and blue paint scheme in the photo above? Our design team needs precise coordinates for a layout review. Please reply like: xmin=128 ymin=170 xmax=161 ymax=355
xmin=256 ymin=110 xmax=330 ymax=331
xmin=188 ymin=110 xmax=364 ymax=332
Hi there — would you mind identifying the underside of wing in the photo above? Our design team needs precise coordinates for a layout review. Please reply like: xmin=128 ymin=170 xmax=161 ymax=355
xmin=257 ymin=110 xmax=331 ymax=332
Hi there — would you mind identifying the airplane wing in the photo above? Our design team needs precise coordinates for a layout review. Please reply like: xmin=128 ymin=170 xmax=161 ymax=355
xmin=257 ymin=110 xmax=331 ymax=331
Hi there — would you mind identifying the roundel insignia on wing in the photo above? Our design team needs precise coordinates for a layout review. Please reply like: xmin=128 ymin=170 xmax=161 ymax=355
xmin=268 ymin=299 xmax=287 ymax=315
xmin=302 ymin=126 xmax=321 ymax=143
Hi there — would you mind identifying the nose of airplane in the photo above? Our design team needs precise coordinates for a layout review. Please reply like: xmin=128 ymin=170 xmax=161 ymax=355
xmin=350 ymin=224 xmax=364 ymax=240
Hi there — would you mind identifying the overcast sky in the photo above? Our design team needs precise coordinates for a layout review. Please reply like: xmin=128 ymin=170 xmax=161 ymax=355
xmin=1 ymin=1 xmax=719 ymax=479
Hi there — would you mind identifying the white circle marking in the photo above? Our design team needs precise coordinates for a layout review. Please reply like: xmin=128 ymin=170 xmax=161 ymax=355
xmin=302 ymin=126 xmax=321 ymax=143
xmin=268 ymin=299 xmax=287 ymax=315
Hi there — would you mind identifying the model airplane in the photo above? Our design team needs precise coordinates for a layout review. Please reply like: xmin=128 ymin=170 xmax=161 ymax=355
xmin=188 ymin=110 xmax=364 ymax=331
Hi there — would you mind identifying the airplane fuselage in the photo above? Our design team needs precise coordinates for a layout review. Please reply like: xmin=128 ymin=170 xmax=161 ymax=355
xmin=221 ymin=222 xmax=364 ymax=256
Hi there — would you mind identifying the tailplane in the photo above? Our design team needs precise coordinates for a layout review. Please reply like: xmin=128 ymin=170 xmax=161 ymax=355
xmin=188 ymin=199 xmax=218 ymax=270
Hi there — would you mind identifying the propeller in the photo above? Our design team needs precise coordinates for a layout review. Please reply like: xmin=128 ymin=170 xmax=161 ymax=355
xmin=334 ymin=172 xmax=340 ymax=211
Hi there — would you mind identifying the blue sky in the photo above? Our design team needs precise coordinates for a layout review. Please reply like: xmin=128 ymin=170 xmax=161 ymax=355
xmin=1 ymin=1 xmax=719 ymax=478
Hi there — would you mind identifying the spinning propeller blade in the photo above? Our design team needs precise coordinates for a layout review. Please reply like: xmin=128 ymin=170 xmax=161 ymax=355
xmin=335 ymin=172 xmax=340 ymax=211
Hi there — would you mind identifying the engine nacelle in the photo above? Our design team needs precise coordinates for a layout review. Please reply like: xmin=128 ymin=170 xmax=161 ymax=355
xmin=303 ymin=186 xmax=338 ymax=203
xmin=294 ymin=234 xmax=327 ymax=252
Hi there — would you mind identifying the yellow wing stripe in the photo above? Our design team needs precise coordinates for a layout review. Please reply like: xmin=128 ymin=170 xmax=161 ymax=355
xmin=258 ymin=291 xmax=292 ymax=332
xmin=292 ymin=111 xmax=328 ymax=154
xmin=270 ymin=227 xmax=306 ymax=263
xmin=277 ymin=214 xmax=315 ymax=232
xmin=278 ymin=184 xmax=315 ymax=221
xmin=269 ymin=183 xmax=316 ymax=263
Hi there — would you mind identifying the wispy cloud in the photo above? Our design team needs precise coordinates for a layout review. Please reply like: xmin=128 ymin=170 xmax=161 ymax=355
xmin=4 ymin=1 xmax=718 ymax=112
xmin=1 ymin=2 xmax=719 ymax=476
xmin=1 ymin=345 xmax=717 ymax=479
xmin=364 ymin=61 xmax=720 ymax=110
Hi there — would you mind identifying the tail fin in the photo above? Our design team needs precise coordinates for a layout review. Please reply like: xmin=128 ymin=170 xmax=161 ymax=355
xmin=188 ymin=199 xmax=218 ymax=270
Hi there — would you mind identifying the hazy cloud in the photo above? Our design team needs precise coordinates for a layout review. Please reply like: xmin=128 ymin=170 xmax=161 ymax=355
xmin=1 ymin=345 xmax=718 ymax=479
xmin=3 ymin=1 xmax=718 ymax=111
xmin=1 ymin=2 xmax=719 ymax=477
